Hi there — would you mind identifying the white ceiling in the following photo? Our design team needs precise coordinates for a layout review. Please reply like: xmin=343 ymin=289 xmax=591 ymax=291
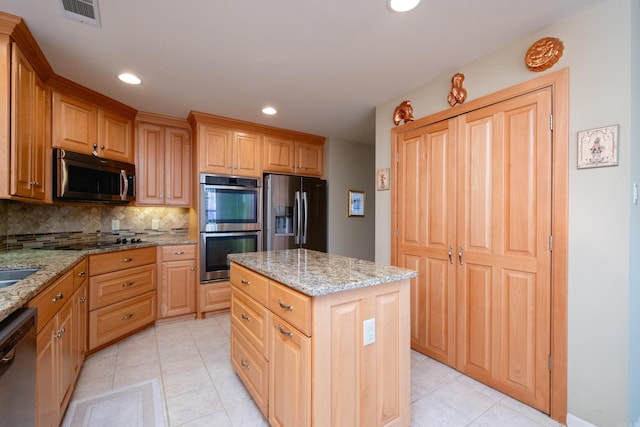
xmin=0 ymin=0 xmax=599 ymax=144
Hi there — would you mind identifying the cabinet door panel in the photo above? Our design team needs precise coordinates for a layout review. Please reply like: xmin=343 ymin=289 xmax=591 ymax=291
xmin=234 ymin=131 xmax=261 ymax=177
xmin=263 ymin=136 xmax=294 ymax=173
xmin=100 ymin=109 xmax=133 ymax=162
xmin=165 ymin=127 xmax=191 ymax=205
xmin=199 ymin=125 xmax=232 ymax=174
xmin=36 ymin=319 xmax=57 ymax=427
xmin=159 ymin=260 xmax=196 ymax=318
xmin=295 ymin=141 xmax=323 ymax=176
xmin=136 ymin=123 xmax=165 ymax=204
xmin=52 ymin=92 xmax=96 ymax=153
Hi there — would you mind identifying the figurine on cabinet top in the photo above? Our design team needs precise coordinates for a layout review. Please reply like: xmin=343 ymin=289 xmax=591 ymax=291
xmin=447 ymin=73 xmax=467 ymax=107
xmin=393 ymin=100 xmax=414 ymax=125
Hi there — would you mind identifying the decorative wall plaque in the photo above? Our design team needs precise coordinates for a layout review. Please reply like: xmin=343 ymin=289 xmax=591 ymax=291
xmin=447 ymin=73 xmax=467 ymax=107
xmin=393 ymin=100 xmax=414 ymax=125
xmin=525 ymin=37 xmax=564 ymax=72
xmin=577 ymin=125 xmax=619 ymax=169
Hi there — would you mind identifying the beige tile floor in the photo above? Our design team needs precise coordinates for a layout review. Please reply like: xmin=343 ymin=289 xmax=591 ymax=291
xmin=64 ymin=312 xmax=565 ymax=427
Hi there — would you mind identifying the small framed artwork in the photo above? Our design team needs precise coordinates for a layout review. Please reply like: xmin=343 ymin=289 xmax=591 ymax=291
xmin=348 ymin=190 xmax=365 ymax=217
xmin=376 ymin=168 xmax=390 ymax=191
xmin=577 ymin=125 xmax=619 ymax=169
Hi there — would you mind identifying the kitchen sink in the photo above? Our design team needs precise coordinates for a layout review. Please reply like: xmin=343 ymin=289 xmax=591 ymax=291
xmin=0 ymin=268 xmax=39 ymax=289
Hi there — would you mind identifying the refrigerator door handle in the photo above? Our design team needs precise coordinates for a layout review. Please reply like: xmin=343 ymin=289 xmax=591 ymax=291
xmin=302 ymin=192 xmax=308 ymax=245
xmin=294 ymin=191 xmax=301 ymax=245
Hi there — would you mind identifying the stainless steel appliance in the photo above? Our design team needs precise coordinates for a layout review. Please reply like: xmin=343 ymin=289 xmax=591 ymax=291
xmin=199 ymin=174 xmax=262 ymax=282
xmin=264 ymin=173 xmax=327 ymax=251
xmin=54 ymin=148 xmax=135 ymax=203
xmin=0 ymin=308 xmax=36 ymax=427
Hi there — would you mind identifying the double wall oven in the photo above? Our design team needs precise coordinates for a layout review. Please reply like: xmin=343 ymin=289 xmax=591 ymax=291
xmin=199 ymin=174 xmax=262 ymax=282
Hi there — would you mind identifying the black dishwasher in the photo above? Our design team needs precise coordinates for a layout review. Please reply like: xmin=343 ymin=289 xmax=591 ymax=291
xmin=0 ymin=308 xmax=36 ymax=427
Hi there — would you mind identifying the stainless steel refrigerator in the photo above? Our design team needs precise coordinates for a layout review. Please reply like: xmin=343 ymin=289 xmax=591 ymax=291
xmin=264 ymin=174 xmax=327 ymax=251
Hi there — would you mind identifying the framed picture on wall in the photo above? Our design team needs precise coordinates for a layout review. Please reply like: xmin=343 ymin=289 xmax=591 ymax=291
xmin=348 ymin=190 xmax=365 ymax=217
xmin=577 ymin=124 xmax=619 ymax=169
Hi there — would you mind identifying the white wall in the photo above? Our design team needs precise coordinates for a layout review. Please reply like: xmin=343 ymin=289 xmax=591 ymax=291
xmin=327 ymin=137 xmax=375 ymax=261
xmin=374 ymin=0 xmax=634 ymax=425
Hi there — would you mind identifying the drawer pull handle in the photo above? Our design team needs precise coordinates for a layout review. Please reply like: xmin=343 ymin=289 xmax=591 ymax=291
xmin=240 ymin=359 xmax=251 ymax=369
xmin=174 ymin=251 xmax=185 ymax=255
xmin=121 ymin=313 xmax=135 ymax=320
xmin=52 ymin=293 xmax=64 ymax=302
xmin=121 ymin=281 xmax=135 ymax=287
xmin=278 ymin=300 xmax=294 ymax=311
xmin=121 ymin=257 xmax=134 ymax=263
xmin=78 ymin=271 xmax=86 ymax=277
xmin=241 ymin=313 xmax=251 ymax=321
xmin=278 ymin=324 xmax=293 ymax=337
xmin=241 ymin=279 xmax=251 ymax=285
xmin=55 ymin=328 xmax=66 ymax=339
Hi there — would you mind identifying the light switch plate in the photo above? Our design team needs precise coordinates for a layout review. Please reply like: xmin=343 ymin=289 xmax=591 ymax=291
xmin=363 ymin=318 xmax=375 ymax=346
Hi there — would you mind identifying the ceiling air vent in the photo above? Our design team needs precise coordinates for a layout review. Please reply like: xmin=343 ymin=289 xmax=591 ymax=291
xmin=58 ymin=0 xmax=101 ymax=27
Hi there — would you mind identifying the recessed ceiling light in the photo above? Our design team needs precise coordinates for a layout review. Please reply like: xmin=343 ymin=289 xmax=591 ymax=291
xmin=388 ymin=0 xmax=420 ymax=12
xmin=118 ymin=73 xmax=141 ymax=85
xmin=262 ymin=106 xmax=277 ymax=115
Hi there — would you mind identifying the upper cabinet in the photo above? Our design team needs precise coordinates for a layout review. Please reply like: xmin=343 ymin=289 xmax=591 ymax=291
xmin=263 ymin=136 xmax=324 ymax=177
xmin=52 ymin=91 xmax=134 ymax=163
xmin=136 ymin=113 xmax=192 ymax=207
xmin=189 ymin=112 xmax=325 ymax=179
xmin=0 ymin=14 xmax=55 ymax=203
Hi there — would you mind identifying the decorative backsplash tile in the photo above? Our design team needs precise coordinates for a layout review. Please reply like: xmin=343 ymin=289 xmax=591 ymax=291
xmin=0 ymin=200 xmax=192 ymax=251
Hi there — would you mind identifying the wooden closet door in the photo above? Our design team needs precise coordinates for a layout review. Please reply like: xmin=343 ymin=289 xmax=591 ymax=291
xmin=396 ymin=119 xmax=457 ymax=366
xmin=455 ymin=88 xmax=552 ymax=412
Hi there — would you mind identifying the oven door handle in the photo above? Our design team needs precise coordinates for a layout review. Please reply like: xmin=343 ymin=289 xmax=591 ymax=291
xmin=294 ymin=191 xmax=301 ymax=245
xmin=301 ymin=191 xmax=308 ymax=245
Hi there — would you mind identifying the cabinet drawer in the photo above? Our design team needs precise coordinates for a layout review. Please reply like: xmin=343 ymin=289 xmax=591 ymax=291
xmin=89 ymin=291 xmax=156 ymax=350
xmin=231 ymin=324 xmax=269 ymax=417
xmin=72 ymin=258 xmax=88 ymax=291
xmin=89 ymin=264 xmax=156 ymax=310
xmin=200 ymin=281 xmax=231 ymax=313
xmin=89 ymin=247 xmax=156 ymax=276
xmin=269 ymin=280 xmax=311 ymax=337
xmin=158 ymin=244 xmax=196 ymax=262
xmin=231 ymin=288 xmax=270 ymax=358
xmin=27 ymin=269 xmax=74 ymax=332
xmin=230 ymin=263 xmax=268 ymax=307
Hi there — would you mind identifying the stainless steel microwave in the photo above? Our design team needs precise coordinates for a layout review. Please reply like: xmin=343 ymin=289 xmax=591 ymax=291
xmin=53 ymin=148 xmax=135 ymax=203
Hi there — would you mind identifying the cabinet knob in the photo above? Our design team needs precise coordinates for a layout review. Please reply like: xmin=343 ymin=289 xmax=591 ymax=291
xmin=120 ymin=257 xmax=134 ymax=263
xmin=100 ymin=145 xmax=105 ymax=149
xmin=78 ymin=271 xmax=86 ymax=277
xmin=121 ymin=281 xmax=135 ymax=287
xmin=174 ymin=251 xmax=185 ymax=255
xmin=79 ymin=296 xmax=87 ymax=303
xmin=52 ymin=293 xmax=64 ymax=302
xmin=121 ymin=313 xmax=135 ymax=320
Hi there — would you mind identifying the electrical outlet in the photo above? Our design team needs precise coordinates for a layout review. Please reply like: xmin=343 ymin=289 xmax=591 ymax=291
xmin=151 ymin=219 xmax=159 ymax=230
xmin=111 ymin=219 xmax=120 ymax=231
xmin=363 ymin=318 xmax=375 ymax=346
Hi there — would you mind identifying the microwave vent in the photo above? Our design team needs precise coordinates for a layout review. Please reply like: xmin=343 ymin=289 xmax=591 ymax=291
xmin=59 ymin=0 xmax=101 ymax=27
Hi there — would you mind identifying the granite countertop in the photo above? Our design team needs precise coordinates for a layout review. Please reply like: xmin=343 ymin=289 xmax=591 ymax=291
xmin=228 ymin=249 xmax=417 ymax=297
xmin=0 ymin=239 xmax=196 ymax=323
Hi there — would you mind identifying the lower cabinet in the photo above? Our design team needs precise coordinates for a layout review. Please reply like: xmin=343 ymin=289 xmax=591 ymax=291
xmin=200 ymin=280 xmax=231 ymax=314
xmin=157 ymin=244 xmax=196 ymax=319
xmin=230 ymin=262 xmax=410 ymax=427
xmin=28 ymin=259 xmax=89 ymax=427
xmin=88 ymin=247 xmax=157 ymax=351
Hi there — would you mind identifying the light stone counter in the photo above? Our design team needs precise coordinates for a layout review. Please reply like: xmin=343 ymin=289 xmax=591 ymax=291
xmin=228 ymin=249 xmax=417 ymax=297
xmin=0 ymin=239 xmax=196 ymax=322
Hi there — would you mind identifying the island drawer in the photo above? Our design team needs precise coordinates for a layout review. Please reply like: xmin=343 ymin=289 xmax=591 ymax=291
xmin=89 ymin=264 xmax=156 ymax=310
xmin=231 ymin=324 xmax=269 ymax=417
xmin=158 ymin=244 xmax=196 ymax=262
xmin=27 ymin=269 xmax=74 ymax=332
xmin=231 ymin=288 xmax=270 ymax=358
xmin=269 ymin=280 xmax=311 ymax=337
xmin=89 ymin=247 xmax=156 ymax=276
xmin=230 ymin=263 xmax=268 ymax=306
xmin=89 ymin=291 xmax=156 ymax=350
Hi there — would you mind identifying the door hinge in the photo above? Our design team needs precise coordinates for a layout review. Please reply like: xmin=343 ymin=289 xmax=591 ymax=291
xmin=548 ymin=354 xmax=552 ymax=371
xmin=550 ymin=114 xmax=553 ymax=131
xmin=549 ymin=235 xmax=553 ymax=252
xmin=396 ymin=152 xmax=399 ymax=163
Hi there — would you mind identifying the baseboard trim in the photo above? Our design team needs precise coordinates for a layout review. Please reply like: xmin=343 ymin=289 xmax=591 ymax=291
xmin=566 ymin=413 xmax=599 ymax=427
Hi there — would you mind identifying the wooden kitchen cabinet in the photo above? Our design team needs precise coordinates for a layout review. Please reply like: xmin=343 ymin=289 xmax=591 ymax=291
xmin=230 ymin=261 xmax=409 ymax=426
xmin=198 ymin=124 xmax=262 ymax=177
xmin=52 ymin=91 xmax=134 ymax=163
xmin=199 ymin=280 xmax=232 ymax=315
xmin=88 ymin=247 xmax=157 ymax=351
xmin=28 ymin=261 xmax=87 ymax=427
xmin=157 ymin=244 xmax=196 ymax=319
xmin=263 ymin=136 xmax=324 ymax=177
xmin=136 ymin=115 xmax=192 ymax=206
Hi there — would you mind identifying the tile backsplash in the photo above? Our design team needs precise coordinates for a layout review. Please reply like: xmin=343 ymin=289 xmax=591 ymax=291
xmin=0 ymin=200 xmax=192 ymax=251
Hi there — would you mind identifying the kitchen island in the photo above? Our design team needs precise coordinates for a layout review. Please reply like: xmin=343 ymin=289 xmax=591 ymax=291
xmin=228 ymin=249 xmax=417 ymax=427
